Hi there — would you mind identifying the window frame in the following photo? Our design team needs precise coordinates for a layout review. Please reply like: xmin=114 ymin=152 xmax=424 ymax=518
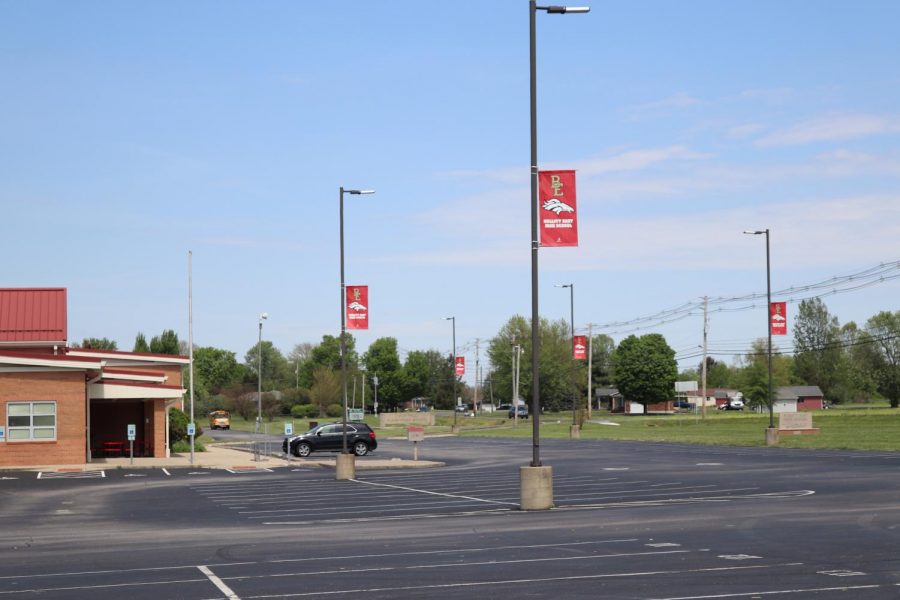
xmin=6 ymin=401 xmax=57 ymax=442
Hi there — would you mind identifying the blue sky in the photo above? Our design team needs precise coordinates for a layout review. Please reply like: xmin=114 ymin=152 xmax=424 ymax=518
xmin=2 ymin=0 xmax=898 ymax=382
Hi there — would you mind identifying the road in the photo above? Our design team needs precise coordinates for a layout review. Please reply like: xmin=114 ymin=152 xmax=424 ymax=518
xmin=1 ymin=437 xmax=899 ymax=599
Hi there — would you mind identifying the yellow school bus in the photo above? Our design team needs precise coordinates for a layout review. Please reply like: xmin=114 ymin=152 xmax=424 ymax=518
xmin=208 ymin=410 xmax=231 ymax=430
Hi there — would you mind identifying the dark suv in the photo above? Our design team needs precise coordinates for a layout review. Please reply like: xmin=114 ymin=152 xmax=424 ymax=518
xmin=282 ymin=422 xmax=378 ymax=457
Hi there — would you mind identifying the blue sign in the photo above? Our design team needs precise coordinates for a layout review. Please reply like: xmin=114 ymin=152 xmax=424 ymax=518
xmin=187 ymin=423 xmax=196 ymax=436
xmin=284 ymin=423 xmax=293 ymax=436
xmin=127 ymin=424 xmax=136 ymax=441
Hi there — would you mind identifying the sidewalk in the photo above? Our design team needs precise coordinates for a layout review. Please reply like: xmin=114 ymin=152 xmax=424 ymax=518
xmin=1 ymin=444 xmax=444 ymax=472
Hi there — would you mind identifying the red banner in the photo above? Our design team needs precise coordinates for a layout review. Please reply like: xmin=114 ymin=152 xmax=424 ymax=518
xmin=770 ymin=301 xmax=787 ymax=335
xmin=345 ymin=285 xmax=369 ymax=330
xmin=539 ymin=170 xmax=578 ymax=247
xmin=573 ymin=335 xmax=587 ymax=360
xmin=455 ymin=356 xmax=465 ymax=376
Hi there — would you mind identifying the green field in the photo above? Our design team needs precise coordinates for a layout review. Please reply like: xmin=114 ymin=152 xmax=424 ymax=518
xmin=218 ymin=407 xmax=900 ymax=452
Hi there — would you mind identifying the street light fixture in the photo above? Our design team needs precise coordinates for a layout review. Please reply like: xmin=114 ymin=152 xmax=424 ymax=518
xmin=340 ymin=187 xmax=375 ymax=465
xmin=444 ymin=316 xmax=458 ymax=428
xmin=524 ymin=1 xmax=589 ymax=510
xmin=256 ymin=312 xmax=268 ymax=460
xmin=555 ymin=283 xmax=578 ymax=429
xmin=528 ymin=1 xmax=589 ymax=466
xmin=743 ymin=229 xmax=776 ymax=440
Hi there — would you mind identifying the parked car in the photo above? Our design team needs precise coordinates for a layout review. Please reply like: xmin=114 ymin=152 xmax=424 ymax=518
xmin=455 ymin=405 xmax=470 ymax=413
xmin=497 ymin=403 xmax=512 ymax=412
xmin=718 ymin=399 xmax=745 ymax=411
xmin=508 ymin=405 xmax=529 ymax=419
xmin=674 ymin=400 xmax=694 ymax=410
xmin=282 ymin=422 xmax=378 ymax=457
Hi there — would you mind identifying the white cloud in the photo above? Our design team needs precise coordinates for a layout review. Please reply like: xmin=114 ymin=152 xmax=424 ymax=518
xmin=756 ymin=113 xmax=900 ymax=146
xmin=626 ymin=92 xmax=702 ymax=119
xmin=439 ymin=145 xmax=711 ymax=184
xmin=727 ymin=123 xmax=765 ymax=139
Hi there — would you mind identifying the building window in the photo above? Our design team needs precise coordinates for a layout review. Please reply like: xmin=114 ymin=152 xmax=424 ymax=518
xmin=7 ymin=401 xmax=57 ymax=441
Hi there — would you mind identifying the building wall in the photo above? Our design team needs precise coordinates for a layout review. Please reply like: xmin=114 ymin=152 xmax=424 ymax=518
xmin=0 ymin=371 xmax=86 ymax=466
xmin=797 ymin=397 xmax=824 ymax=411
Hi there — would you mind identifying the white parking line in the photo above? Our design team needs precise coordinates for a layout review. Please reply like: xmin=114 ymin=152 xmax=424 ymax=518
xmin=351 ymin=478 xmax=518 ymax=506
xmin=237 ymin=562 xmax=806 ymax=598
xmin=198 ymin=565 xmax=241 ymax=599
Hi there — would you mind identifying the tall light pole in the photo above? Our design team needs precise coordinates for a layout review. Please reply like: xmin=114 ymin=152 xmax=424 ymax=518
xmin=524 ymin=2 xmax=589 ymax=509
xmin=256 ymin=312 xmax=267 ymax=460
xmin=340 ymin=187 xmax=375 ymax=460
xmin=555 ymin=283 xmax=578 ymax=429
xmin=744 ymin=229 xmax=776 ymax=439
xmin=444 ymin=316 xmax=458 ymax=428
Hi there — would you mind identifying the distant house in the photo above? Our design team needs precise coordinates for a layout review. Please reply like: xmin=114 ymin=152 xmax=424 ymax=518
xmin=713 ymin=388 xmax=743 ymax=408
xmin=774 ymin=386 xmax=825 ymax=413
xmin=596 ymin=387 xmax=673 ymax=415
xmin=595 ymin=387 xmax=622 ymax=411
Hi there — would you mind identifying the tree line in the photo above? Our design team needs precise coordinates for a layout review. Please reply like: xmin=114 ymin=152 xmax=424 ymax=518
xmin=79 ymin=299 xmax=898 ymax=421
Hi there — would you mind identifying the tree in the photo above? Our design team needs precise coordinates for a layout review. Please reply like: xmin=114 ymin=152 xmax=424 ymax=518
xmin=308 ymin=366 xmax=340 ymax=414
xmin=76 ymin=337 xmax=118 ymax=350
xmin=486 ymin=315 xmax=583 ymax=412
xmin=864 ymin=311 xmax=900 ymax=408
xmin=734 ymin=338 xmax=794 ymax=409
xmin=193 ymin=347 xmax=245 ymax=395
xmin=244 ymin=341 xmax=292 ymax=391
xmin=362 ymin=337 xmax=403 ymax=411
xmin=612 ymin=334 xmax=677 ymax=413
xmin=793 ymin=298 xmax=841 ymax=400
xmin=400 ymin=349 xmax=453 ymax=407
xmin=590 ymin=334 xmax=615 ymax=389
xmin=149 ymin=329 xmax=181 ymax=355
xmin=298 ymin=335 xmax=357 ymax=389
xmin=133 ymin=332 xmax=150 ymax=353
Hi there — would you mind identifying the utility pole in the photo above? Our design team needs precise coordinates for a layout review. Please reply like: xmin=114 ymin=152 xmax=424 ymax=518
xmin=474 ymin=338 xmax=480 ymax=413
xmin=701 ymin=296 xmax=709 ymax=420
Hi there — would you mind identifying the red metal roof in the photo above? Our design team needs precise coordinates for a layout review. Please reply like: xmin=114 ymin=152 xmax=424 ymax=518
xmin=0 ymin=288 xmax=67 ymax=343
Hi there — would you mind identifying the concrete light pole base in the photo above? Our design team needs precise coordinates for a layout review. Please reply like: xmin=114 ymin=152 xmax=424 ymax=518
xmin=765 ymin=427 xmax=779 ymax=446
xmin=451 ymin=425 xmax=461 ymax=434
xmin=569 ymin=424 xmax=580 ymax=439
xmin=520 ymin=465 xmax=553 ymax=510
xmin=335 ymin=453 xmax=356 ymax=480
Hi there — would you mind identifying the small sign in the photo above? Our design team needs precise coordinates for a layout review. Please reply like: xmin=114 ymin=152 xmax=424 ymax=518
xmin=0 ymin=426 xmax=5 ymax=441
xmin=407 ymin=426 xmax=425 ymax=442
xmin=347 ymin=409 xmax=364 ymax=422
xmin=127 ymin=424 xmax=137 ymax=441
xmin=187 ymin=423 xmax=195 ymax=437
xmin=284 ymin=423 xmax=293 ymax=436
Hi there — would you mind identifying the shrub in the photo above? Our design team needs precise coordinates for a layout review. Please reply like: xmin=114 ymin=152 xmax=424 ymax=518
xmin=291 ymin=404 xmax=319 ymax=419
xmin=172 ymin=439 xmax=206 ymax=453
xmin=168 ymin=407 xmax=205 ymax=444
xmin=325 ymin=403 xmax=343 ymax=417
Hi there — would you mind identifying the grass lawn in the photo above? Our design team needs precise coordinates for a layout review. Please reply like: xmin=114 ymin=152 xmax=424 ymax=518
xmin=216 ymin=407 xmax=900 ymax=452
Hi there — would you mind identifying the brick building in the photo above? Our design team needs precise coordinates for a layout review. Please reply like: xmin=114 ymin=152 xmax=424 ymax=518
xmin=0 ymin=288 xmax=188 ymax=466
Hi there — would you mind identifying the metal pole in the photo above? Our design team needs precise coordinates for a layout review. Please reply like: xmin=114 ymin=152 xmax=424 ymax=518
xmin=568 ymin=284 xmax=576 ymax=426
xmin=339 ymin=187 xmax=348 ymax=454
xmin=257 ymin=316 xmax=263 ymax=460
xmin=701 ymin=296 xmax=708 ymax=420
xmin=586 ymin=323 xmax=593 ymax=419
xmin=452 ymin=317 xmax=458 ymax=425
xmin=529 ymin=0 xmax=542 ymax=467
xmin=766 ymin=229 xmax=774 ymax=429
xmin=188 ymin=251 xmax=194 ymax=465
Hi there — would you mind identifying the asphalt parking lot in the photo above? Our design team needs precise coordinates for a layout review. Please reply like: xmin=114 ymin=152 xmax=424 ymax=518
xmin=2 ymin=436 xmax=899 ymax=599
